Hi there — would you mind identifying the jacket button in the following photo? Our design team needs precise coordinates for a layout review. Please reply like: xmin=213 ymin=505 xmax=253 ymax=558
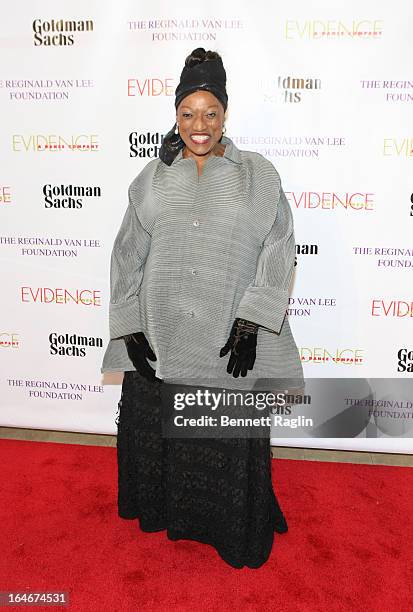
xmin=188 ymin=311 xmax=195 ymax=317
xmin=192 ymin=220 xmax=200 ymax=227
xmin=191 ymin=269 xmax=197 ymax=276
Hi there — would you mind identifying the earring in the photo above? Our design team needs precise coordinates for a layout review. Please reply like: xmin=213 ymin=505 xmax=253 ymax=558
xmin=174 ymin=123 xmax=179 ymax=134
xmin=222 ymin=125 xmax=226 ymax=134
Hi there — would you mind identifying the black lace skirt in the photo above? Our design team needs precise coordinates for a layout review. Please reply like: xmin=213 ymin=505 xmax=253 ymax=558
xmin=116 ymin=370 xmax=288 ymax=570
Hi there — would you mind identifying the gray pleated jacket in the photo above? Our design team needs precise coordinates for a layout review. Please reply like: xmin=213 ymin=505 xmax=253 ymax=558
xmin=101 ymin=135 xmax=303 ymax=390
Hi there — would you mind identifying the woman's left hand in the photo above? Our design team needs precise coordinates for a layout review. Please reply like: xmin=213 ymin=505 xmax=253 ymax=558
xmin=219 ymin=318 xmax=258 ymax=377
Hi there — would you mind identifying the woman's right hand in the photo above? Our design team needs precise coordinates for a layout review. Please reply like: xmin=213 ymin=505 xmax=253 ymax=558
xmin=123 ymin=332 xmax=160 ymax=382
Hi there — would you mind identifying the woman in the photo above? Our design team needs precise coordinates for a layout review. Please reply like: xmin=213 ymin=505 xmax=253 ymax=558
xmin=101 ymin=48 xmax=303 ymax=569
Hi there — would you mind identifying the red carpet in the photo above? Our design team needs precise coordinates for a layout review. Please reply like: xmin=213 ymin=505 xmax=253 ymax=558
xmin=1 ymin=438 xmax=412 ymax=612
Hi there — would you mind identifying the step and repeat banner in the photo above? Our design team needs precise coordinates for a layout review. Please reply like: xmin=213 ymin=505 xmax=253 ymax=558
xmin=1 ymin=1 xmax=412 ymax=452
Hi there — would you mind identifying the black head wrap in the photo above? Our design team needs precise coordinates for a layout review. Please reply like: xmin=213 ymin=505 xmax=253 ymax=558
xmin=159 ymin=48 xmax=228 ymax=166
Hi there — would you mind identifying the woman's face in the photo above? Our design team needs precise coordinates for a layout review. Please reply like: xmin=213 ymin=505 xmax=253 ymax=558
xmin=176 ymin=90 xmax=225 ymax=159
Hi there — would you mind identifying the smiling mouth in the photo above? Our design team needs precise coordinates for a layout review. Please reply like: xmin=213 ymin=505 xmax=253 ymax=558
xmin=190 ymin=134 xmax=210 ymax=144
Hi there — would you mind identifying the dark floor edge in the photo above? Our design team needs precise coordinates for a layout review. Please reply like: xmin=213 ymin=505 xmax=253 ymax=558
xmin=1 ymin=426 xmax=412 ymax=466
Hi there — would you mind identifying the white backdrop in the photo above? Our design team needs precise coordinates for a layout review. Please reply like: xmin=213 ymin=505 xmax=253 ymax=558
xmin=1 ymin=1 xmax=412 ymax=453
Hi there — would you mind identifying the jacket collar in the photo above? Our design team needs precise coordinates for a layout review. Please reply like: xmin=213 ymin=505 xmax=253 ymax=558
xmin=171 ymin=135 xmax=242 ymax=166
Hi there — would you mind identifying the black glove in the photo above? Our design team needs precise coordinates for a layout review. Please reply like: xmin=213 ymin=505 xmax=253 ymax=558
xmin=124 ymin=332 xmax=160 ymax=382
xmin=219 ymin=318 xmax=258 ymax=377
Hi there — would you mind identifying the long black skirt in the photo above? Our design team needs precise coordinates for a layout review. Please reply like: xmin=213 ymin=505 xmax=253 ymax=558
xmin=116 ymin=370 xmax=288 ymax=569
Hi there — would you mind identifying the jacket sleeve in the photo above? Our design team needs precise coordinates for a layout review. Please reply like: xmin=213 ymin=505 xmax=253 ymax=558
xmin=235 ymin=185 xmax=295 ymax=334
xmin=108 ymin=183 xmax=152 ymax=340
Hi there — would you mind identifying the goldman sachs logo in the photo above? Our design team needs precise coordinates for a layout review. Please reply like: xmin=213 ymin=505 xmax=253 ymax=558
xmin=49 ymin=332 xmax=103 ymax=357
xmin=129 ymin=132 xmax=163 ymax=158
xmin=278 ymin=76 xmax=321 ymax=103
xmin=33 ymin=19 xmax=94 ymax=46
xmin=294 ymin=243 xmax=318 ymax=266
xmin=43 ymin=184 xmax=101 ymax=209
xmin=261 ymin=76 xmax=321 ymax=104
xmin=397 ymin=349 xmax=413 ymax=373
